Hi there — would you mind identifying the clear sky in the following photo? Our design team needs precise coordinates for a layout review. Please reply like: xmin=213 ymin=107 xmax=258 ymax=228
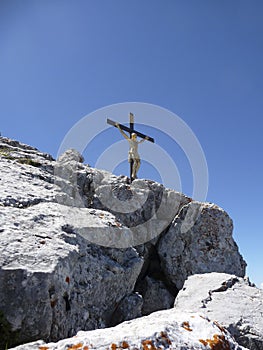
xmin=0 ymin=1 xmax=262 ymax=287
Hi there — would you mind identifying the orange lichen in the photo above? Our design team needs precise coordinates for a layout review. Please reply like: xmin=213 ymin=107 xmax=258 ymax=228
xmin=50 ymin=299 xmax=57 ymax=308
xmin=39 ymin=347 xmax=49 ymax=350
xmin=182 ymin=321 xmax=192 ymax=331
xmin=67 ymin=343 xmax=84 ymax=350
xmin=141 ymin=339 xmax=156 ymax=350
xmin=160 ymin=331 xmax=172 ymax=345
xmin=199 ymin=339 xmax=208 ymax=346
xmin=213 ymin=320 xmax=227 ymax=334
xmin=109 ymin=342 xmax=130 ymax=350
xmin=83 ymin=347 xmax=89 ymax=350
xmin=121 ymin=341 xmax=129 ymax=348
xmin=199 ymin=334 xmax=231 ymax=350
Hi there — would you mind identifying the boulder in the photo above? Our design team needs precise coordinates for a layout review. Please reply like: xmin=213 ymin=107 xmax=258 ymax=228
xmin=158 ymin=201 xmax=246 ymax=290
xmin=54 ymin=148 xmax=191 ymax=248
xmin=0 ymin=138 xmax=143 ymax=347
xmin=89 ymin=179 xmax=191 ymax=247
xmin=0 ymin=201 xmax=143 ymax=348
xmin=10 ymin=309 xmax=247 ymax=350
xmin=0 ymin=137 xmax=248 ymax=348
xmin=174 ymin=272 xmax=263 ymax=350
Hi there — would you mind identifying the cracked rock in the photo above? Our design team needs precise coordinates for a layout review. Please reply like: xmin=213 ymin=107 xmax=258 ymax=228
xmin=174 ymin=272 xmax=263 ymax=350
xmin=158 ymin=201 xmax=246 ymax=290
xmin=10 ymin=310 xmax=246 ymax=350
xmin=0 ymin=137 xmax=251 ymax=349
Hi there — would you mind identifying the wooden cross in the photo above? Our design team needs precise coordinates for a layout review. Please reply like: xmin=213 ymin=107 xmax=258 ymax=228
xmin=107 ymin=113 xmax=154 ymax=182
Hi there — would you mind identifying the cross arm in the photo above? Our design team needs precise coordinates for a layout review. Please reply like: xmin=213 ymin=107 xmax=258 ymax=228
xmin=107 ymin=118 xmax=155 ymax=143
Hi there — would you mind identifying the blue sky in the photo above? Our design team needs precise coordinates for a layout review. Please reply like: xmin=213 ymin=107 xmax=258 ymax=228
xmin=0 ymin=1 xmax=262 ymax=287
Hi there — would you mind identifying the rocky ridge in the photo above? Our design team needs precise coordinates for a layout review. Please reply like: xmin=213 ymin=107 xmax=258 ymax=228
xmin=0 ymin=137 xmax=257 ymax=350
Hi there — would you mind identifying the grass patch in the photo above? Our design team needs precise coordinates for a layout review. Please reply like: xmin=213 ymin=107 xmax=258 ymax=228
xmin=0 ymin=147 xmax=16 ymax=160
xmin=0 ymin=148 xmax=41 ymax=167
xmin=16 ymin=158 xmax=41 ymax=167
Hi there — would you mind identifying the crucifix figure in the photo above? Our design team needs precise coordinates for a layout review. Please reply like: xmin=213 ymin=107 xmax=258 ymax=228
xmin=107 ymin=113 xmax=154 ymax=182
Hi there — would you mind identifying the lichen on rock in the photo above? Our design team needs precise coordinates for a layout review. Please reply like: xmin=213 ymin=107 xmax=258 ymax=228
xmin=0 ymin=136 xmax=254 ymax=349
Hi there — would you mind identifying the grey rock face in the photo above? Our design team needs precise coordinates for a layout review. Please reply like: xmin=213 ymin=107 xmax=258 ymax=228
xmin=10 ymin=309 xmax=247 ymax=350
xmin=0 ymin=139 xmax=56 ymax=209
xmin=158 ymin=201 xmax=246 ymax=290
xmin=88 ymin=179 xmax=191 ymax=247
xmin=174 ymin=273 xmax=263 ymax=350
xmin=0 ymin=202 xmax=143 ymax=346
xmin=109 ymin=292 xmax=143 ymax=326
xmin=0 ymin=137 xmax=248 ymax=348
xmin=134 ymin=240 xmax=179 ymax=316
xmin=54 ymin=148 xmax=190 ymax=248
xmin=0 ymin=139 xmax=143 ymax=347
xmin=137 ymin=276 xmax=175 ymax=315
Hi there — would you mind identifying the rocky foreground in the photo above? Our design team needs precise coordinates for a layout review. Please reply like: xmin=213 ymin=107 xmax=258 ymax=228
xmin=10 ymin=310 xmax=247 ymax=350
xmin=0 ymin=137 xmax=262 ymax=350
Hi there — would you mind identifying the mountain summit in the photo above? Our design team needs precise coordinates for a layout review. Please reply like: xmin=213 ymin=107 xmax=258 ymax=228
xmin=0 ymin=137 xmax=261 ymax=350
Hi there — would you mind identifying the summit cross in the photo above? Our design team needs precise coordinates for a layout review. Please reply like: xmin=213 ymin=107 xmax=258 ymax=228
xmin=107 ymin=113 xmax=154 ymax=182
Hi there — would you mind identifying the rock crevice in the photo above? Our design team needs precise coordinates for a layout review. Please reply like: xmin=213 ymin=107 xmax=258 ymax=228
xmin=0 ymin=137 xmax=253 ymax=349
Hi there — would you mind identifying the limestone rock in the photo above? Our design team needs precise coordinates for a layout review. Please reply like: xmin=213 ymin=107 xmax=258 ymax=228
xmin=90 ymin=179 xmax=191 ymax=247
xmin=109 ymin=292 xmax=143 ymax=326
xmin=57 ymin=148 xmax=84 ymax=163
xmin=137 ymin=276 xmax=175 ymax=315
xmin=0 ymin=138 xmax=144 ymax=348
xmin=10 ymin=310 xmax=247 ymax=350
xmin=0 ymin=202 xmax=143 ymax=347
xmin=0 ymin=138 xmax=57 ymax=209
xmin=158 ymin=201 xmax=246 ymax=290
xmin=0 ymin=137 xmax=248 ymax=348
xmin=54 ymin=148 xmax=190 ymax=247
xmin=174 ymin=272 xmax=263 ymax=350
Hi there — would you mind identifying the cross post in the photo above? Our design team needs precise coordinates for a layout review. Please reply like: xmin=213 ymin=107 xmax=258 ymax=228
xmin=107 ymin=113 xmax=154 ymax=182
xmin=129 ymin=113 xmax=134 ymax=180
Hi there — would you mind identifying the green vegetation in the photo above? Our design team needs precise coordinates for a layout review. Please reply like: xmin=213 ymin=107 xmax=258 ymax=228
xmin=16 ymin=158 xmax=41 ymax=167
xmin=0 ymin=148 xmax=15 ymax=160
xmin=0 ymin=148 xmax=41 ymax=167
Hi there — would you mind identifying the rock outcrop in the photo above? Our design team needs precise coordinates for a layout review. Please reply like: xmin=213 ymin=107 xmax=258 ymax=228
xmin=158 ymin=202 xmax=247 ymax=290
xmin=174 ymin=273 xmax=263 ymax=350
xmin=0 ymin=137 xmax=248 ymax=348
xmin=10 ymin=274 xmax=263 ymax=350
xmin=0 ymin=200 xmax=144 ymax=344
xmin=11 ymin=310 xmax=246 ymax=350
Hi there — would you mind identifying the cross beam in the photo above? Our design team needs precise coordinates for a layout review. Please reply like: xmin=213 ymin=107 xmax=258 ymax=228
xmin=107 ymin=113 xmax=154 ymax=181
xmin=107 ymin=117 xmax=154 ymax=143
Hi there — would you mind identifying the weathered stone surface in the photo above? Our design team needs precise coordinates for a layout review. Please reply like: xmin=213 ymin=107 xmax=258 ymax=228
xmin=0 ymin=202 xmax=143 ymax=347
xmin=109 ymin=292 xmax=143 ymax=326
xmin=10 ymin=310 xmax=247 ymax=350
xmin=54 ymin=148 xmax=190 ymax=248
xmin=89 ymin=179 xmax=191 ymax=247
xmin=158 ymin=201 xmax=246 ymax=290
xmin=0 ymin=139 xmax=144 ymax=347
xmin=0 ymin=137 xmax=248 ymax=348
xmin=174 ymin=273 xmax=263 ymax=350
xmin=0 ymin=139 xmax=57 ymax=209
xmin=137 ymin=276 xmax=175 ymax=315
